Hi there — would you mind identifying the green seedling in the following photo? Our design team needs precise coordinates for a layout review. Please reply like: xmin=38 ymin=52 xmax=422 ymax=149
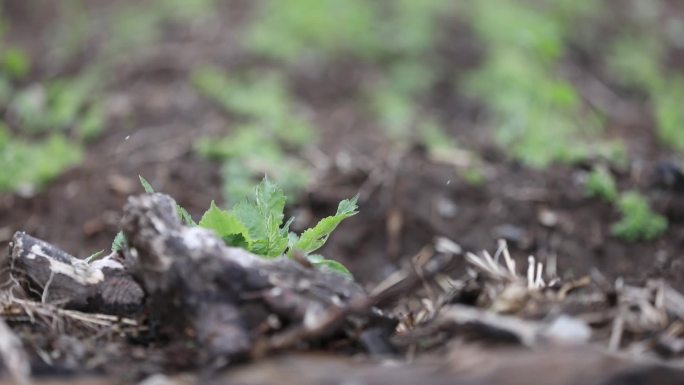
xmin=462 ymin=167 xmax=486 ymax=186
xmin=111 ymin=231 xmax=127 ymax=253
xmin=107 ymin=0 xmax=215 ymax=54
xmin=192 ymin=68 xmax=314 ymax=146
xmin=193 ymin=68 xmax=315 ymax=202
xmin=607 ymin=15 xmax=684 ymax=154
xmin=586 ymin=166 xmax=618 ymax=202
xmin=114 ymin=177 xmax=356 ymax=277
xmin=47 ymin=0 xmax=215 ymax=69
xmin=367 ymin=61 xmax=439 ymax=145
xmin=76 ymin=104 xmax=106 ymax=140
xmin=0 ymin=42 xmax=87 ymax=195
xmin=607 ymin=35 xmax=663 ymax=90
xmin=247 ymin=0 xmax=448 ymax=63
xmin=612 ymin=192 xmax=667 ymax=242
xmin=194 ymin=126 xmax=312 ymax=203
xmin=1 ymin=47 xmax=30 ymax=79
xmin=244 ymin=0 xmax=456 ymax=165
xmin=0 ymin=125 xmax=82 ymax=193
xmin=247 ymin=0 xmax=380 ymax=63
xmin=465 ymin=0 xmax=610 ymax=167
xmin=0 ymin=77 xmax=10 ymax=106
xmin=653 ymin=80 xmax=684 ymax=154
xmin=10 ymin=75 xmax=103 ymax=136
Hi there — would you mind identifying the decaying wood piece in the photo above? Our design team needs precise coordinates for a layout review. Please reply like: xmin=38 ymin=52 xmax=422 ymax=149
xmin=7 ymin=232 xmax=144 ymax=316
xmin=121 ymin=193 xmax=371 ymax=363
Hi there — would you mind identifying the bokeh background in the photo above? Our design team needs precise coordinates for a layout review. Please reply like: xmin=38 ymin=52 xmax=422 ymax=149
xmin=1 ymin=0 xmax=683 ymax=286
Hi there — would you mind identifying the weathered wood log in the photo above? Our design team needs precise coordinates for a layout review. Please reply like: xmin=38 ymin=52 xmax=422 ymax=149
xmin=210 ymin=349 xmax=684 ymax=385
xmin=7 ymin=232 xmax=144 ymax=316
xmin=121 ymin=193 xmax=371 ymax=364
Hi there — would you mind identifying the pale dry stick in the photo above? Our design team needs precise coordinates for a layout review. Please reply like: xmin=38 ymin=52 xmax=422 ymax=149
xmin=527 ymin=256 xmax=536 ymax=290
xmin=663 ymin=321 xmax=684 ymax=339
xmin=40 ymin=270 xmax=55 ymax=304
xmin=434 ymin=237 xmax=462 ymax=256
xmin=535 ymin=262 xmax=544 ymax=289
xmin=465 ymin=246 xmax=523 ymax=283
xmin=8 ymin=297 xmax=138 ymax=329
xmin=465 ymin=252 xmax=494 ymax=276
xmin=33 ymin=348 xmax=53 ymax=368
xmin=492 ymin=241 xmax=505 ymax=265
xmin=609 ymin=314 xmax=625 ymax=352
xmin=499 ymin=239 xmax=517 ymax=276
xmin=412 ymin=246 xmax=438 ymax=314
xmin=482 ymin=250 xmax=503 ymax=277
xmin=368 ymin=270 xmax=409 ymax=300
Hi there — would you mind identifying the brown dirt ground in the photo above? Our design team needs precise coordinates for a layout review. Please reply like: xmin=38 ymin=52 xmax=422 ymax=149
xmin=1 ymin=0 xmax=683 ymax=291
xmin=1 ymin=0 xmax=684 ymax=382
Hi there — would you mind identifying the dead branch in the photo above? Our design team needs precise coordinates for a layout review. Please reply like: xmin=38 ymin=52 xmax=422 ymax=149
xmin=8 ymin=232 xmax=144 ymax=316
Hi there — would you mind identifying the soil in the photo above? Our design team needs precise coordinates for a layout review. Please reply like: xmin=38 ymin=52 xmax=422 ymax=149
xmin=1 ymin=0 xmax=684 ymax=383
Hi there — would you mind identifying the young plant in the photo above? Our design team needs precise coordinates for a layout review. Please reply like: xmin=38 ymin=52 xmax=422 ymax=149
xmin=0 ymin=125 xmax=82 ymax=193
xmin=246 ymin=0 xmax=448 ymax=63
xmin=611 ymin=192 xmax=667 ymax=242
xmin=653 ymin=80 xmax=684 ymax=154
xmin=464 ymin=0 xmax=615 ymax=168
xmin=1 ymin=47 xmax=30 ymax=80
xmin=192 ymin=68 xmax=314 ymax=203
xmin=607 ymin=10 xmax=684 ymax=155
xmin=199 ymin=178 xmax=357 ymax=276
xmin=115 ymin=176 xmax=357 ymax=277
xmin=586 ymin=166 xmax=618 ymax=202
xmin=246 ymin=0 xmax=381 ymax=63
xmin=10 ymin=75 xmax=103 ymax=137
xmin=462 ymin=167 xmax=486 ymax=186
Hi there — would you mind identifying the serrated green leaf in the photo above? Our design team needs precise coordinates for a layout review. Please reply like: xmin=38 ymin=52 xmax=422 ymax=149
xmin=139 ymin=175 xmax=155 ymax=193
xmin=307 ymin=254 xmax=353 ymax=278
xmin=112 ymin=231 xmax=127 ymax=252
xmin=85 ymin=249 xmax=105 ymax=263
xmin=292 ymin=195 xmax=358 ymax=255
xmin=287 ymin=232 xmax=300 ymax=249
xmin=142 ymin=176 xmax=354 ymax=277
xmin=232 ymin=177 xmax=289 ymax=257
xmin=611 ymin=192 xmax=668 ymax=241
xmin=199 ymin=201 xmax=251 ymax=247
xmin=177 ymin=205 xmax=197 ymax=226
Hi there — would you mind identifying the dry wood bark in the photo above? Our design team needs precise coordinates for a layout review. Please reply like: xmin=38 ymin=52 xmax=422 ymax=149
xmin=8 ymin=232 xmax=144 ymax=315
